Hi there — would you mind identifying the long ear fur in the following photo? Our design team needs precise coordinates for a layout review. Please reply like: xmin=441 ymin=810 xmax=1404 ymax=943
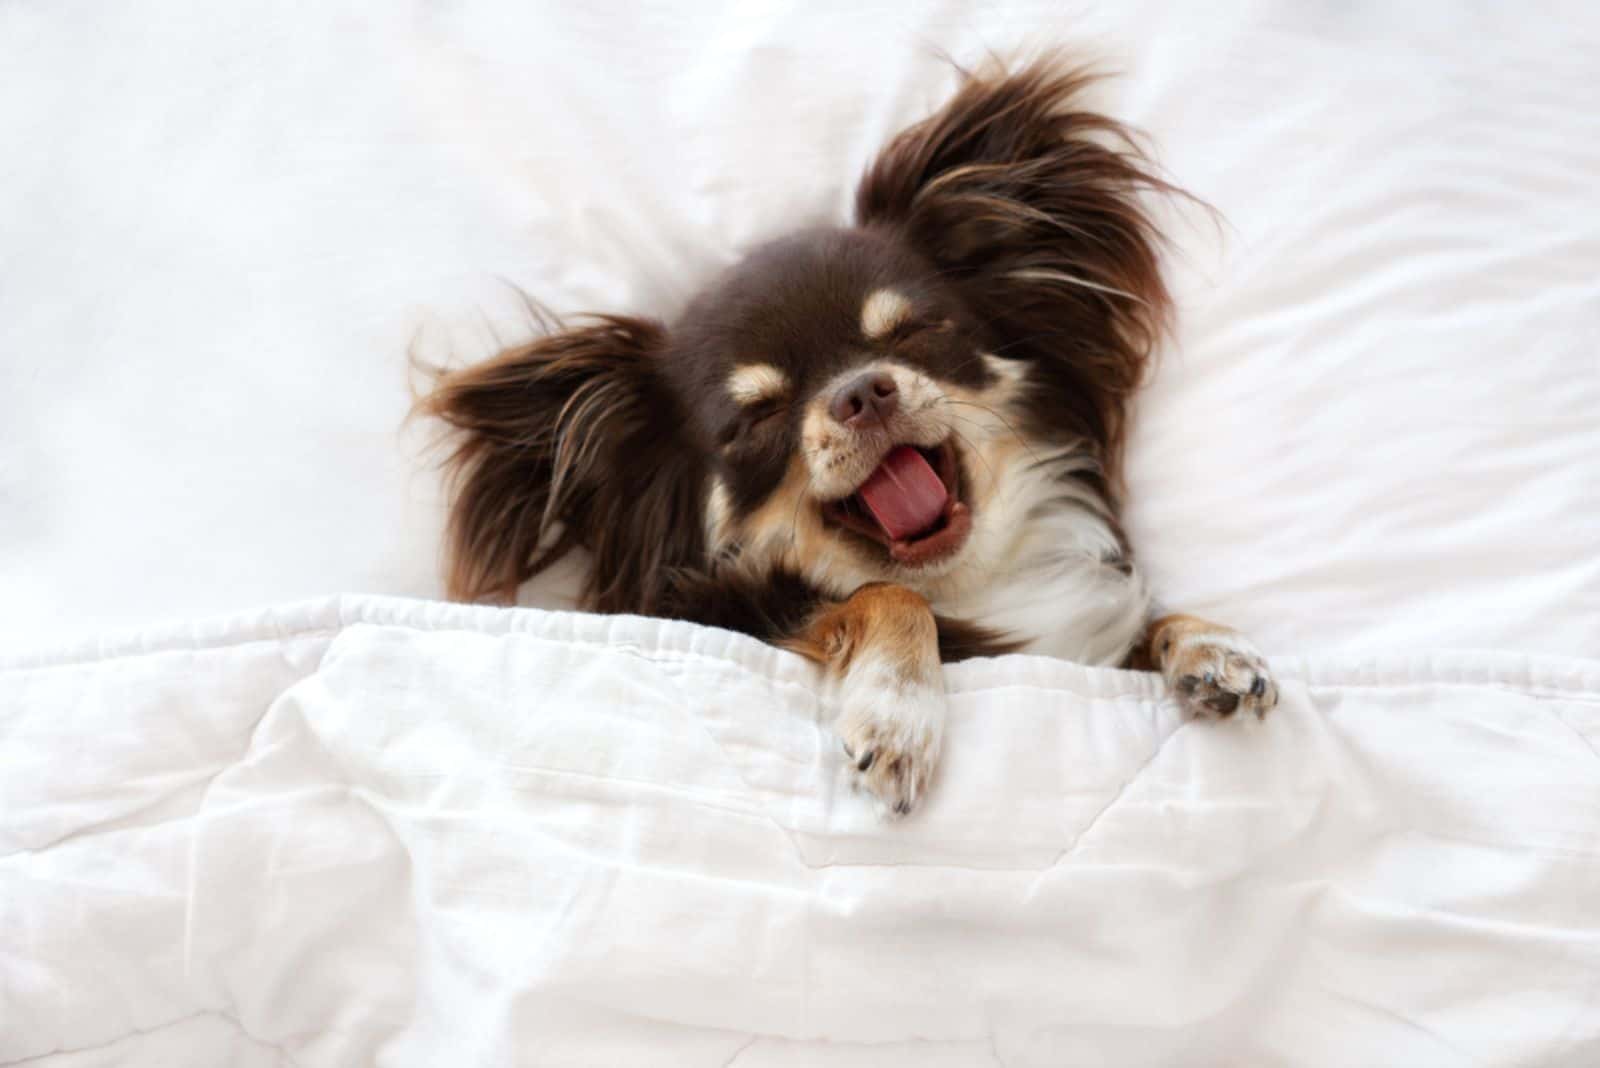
xmin=856 ymin=55 xmax=1182 ymax=478
xmin=416 ymin=315 xmax=704 ymax=612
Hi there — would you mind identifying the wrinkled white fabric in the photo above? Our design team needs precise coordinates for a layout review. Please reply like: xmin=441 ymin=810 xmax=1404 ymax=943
xmin=3 ymin=596 xmax=1598 ymax=1066
xmin=4 ymin=4 xmax=1598 ymax=1062
xmin=1 ymin=1 xmax=1597 ymax=657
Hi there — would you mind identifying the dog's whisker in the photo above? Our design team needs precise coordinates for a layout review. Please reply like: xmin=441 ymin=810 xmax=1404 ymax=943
xmin=784 ymin=466 xmax=821 ymax=560
xmin=936 ymin=398 xmax=1042 ymax=465
xmin=944 ymin=424 xmax=998 ymax=489
xmin=985 ymin=329 xmax=1088 ymax=357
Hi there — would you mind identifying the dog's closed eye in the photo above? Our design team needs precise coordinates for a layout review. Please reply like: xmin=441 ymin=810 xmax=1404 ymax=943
xmin=718 ymin=402 xmax=786 ymax=447
xmin=886 ymin=317 xmax=953 ymax=345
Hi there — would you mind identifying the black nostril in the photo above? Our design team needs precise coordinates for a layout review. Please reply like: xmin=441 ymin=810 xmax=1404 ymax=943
xmin=829 ymin=371 xmax=899 ymax=428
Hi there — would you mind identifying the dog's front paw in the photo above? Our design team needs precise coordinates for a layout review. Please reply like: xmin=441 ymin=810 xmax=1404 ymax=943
xmin=787 ymin=583 xmax=948 ymax=819
xmin=836 ymin=674 xmax=945 ymax=819
xmin=1151 ymin=616 xmax=1278 ymax=720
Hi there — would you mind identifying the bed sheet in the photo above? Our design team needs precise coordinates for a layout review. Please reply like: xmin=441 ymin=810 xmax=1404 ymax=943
xmin=1 ymin=1 xmax=1597 ymax=657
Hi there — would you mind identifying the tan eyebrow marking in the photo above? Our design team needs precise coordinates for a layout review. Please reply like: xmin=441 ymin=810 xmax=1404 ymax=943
xmin=726 ymin=363 xmax=789 ymax=406
xmin=982 ymin=353 xmax=1026 ymax=388
xmin=860 ymin=288 xmax=913 ymax=340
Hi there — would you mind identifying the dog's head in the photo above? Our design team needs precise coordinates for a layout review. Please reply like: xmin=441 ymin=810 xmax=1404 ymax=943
xmin=421 ymin=58 xmax=1176 ymax=612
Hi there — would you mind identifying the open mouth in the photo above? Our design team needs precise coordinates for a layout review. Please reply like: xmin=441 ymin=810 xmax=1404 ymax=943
xmin=820 ymin=440 xmax=972 ymax=566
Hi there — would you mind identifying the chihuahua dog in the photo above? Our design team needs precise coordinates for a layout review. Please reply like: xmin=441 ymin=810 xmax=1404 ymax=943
xmin=420 ymin=54 xmax=1276 ymax=817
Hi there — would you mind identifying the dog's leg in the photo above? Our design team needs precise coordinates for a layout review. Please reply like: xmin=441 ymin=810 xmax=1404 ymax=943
xmin=1137 ymin=614 xmax=1279 ymax=720
xmin=785 ymin=583 xmax=945 ymax=818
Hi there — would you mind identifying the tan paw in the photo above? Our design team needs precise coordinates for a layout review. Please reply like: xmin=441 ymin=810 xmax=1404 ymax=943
xmin=836 ymin=678 xmax=944 ymax=818
xmin=790 ymin=583 xmax=947 ymax=819
xmin=1154 ymin=619 xmax=1278 ymax=720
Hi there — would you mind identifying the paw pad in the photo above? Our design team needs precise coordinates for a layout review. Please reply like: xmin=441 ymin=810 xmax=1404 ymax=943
xmin=1164 ymin=635 xmax=1277 ymax=720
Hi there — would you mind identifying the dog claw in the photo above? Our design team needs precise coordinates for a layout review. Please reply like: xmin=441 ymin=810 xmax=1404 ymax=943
xmin=1158 ymin=625 xmax=1278 ymax=722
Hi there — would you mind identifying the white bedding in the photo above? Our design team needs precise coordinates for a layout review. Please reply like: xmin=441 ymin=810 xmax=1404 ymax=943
xmin=1 ymin=1 xmax=1597 ymax=656
xmin=5 ymin=595 xmax=1599 ymax=1066
xmin=5 ymin=3 xmax=1600 ymax=1064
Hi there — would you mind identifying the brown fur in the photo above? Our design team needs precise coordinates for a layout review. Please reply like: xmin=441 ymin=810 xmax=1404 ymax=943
xmin=417 ymin=315 xmax=705 ymax=611
xmin=1130 ymin=613 xmax=1210 ymax=670
xmin=783 ymin=583 xmax=940 ymax=683
xmin=856 ymin=57 xmax=1180 ymax=485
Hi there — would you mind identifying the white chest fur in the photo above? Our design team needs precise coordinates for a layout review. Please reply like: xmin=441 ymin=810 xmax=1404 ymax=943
xmin=928 ymin=462 xmax=1149 ymax=666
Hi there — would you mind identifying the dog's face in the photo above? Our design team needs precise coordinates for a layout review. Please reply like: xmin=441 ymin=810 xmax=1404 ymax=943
xmin=422 ymin=59 xmax=1174 ymax=614
xmin=665 ymin=227 xmax=1027 ymax=596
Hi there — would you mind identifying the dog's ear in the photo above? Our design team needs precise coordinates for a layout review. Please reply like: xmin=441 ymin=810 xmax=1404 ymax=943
xmin=856 ymin=56 xmax=1181 ymax=474
xmin=417 ymin=315 xmax=704 ymax=613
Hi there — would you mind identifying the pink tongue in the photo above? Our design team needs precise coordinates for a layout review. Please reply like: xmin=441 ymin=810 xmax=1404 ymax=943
xmin=857 ymin=446 xmax=949 ymax=540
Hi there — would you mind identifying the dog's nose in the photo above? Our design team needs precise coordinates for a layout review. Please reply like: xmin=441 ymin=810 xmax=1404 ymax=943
xmin=829 ymin=371 xmax=899 ymax=428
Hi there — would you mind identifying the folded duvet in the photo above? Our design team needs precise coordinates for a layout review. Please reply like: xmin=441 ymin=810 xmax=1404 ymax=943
xmin=3 ymin=596 xmax=1598 ymax=1066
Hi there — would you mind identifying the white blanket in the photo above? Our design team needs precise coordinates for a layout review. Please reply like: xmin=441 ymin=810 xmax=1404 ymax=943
xmin=5 ymin=596 xmax=1598 ymax=1065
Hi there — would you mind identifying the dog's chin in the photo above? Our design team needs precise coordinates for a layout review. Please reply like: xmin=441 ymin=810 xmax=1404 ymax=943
xmin=819 ymin=438 xmax=973 ymax=573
